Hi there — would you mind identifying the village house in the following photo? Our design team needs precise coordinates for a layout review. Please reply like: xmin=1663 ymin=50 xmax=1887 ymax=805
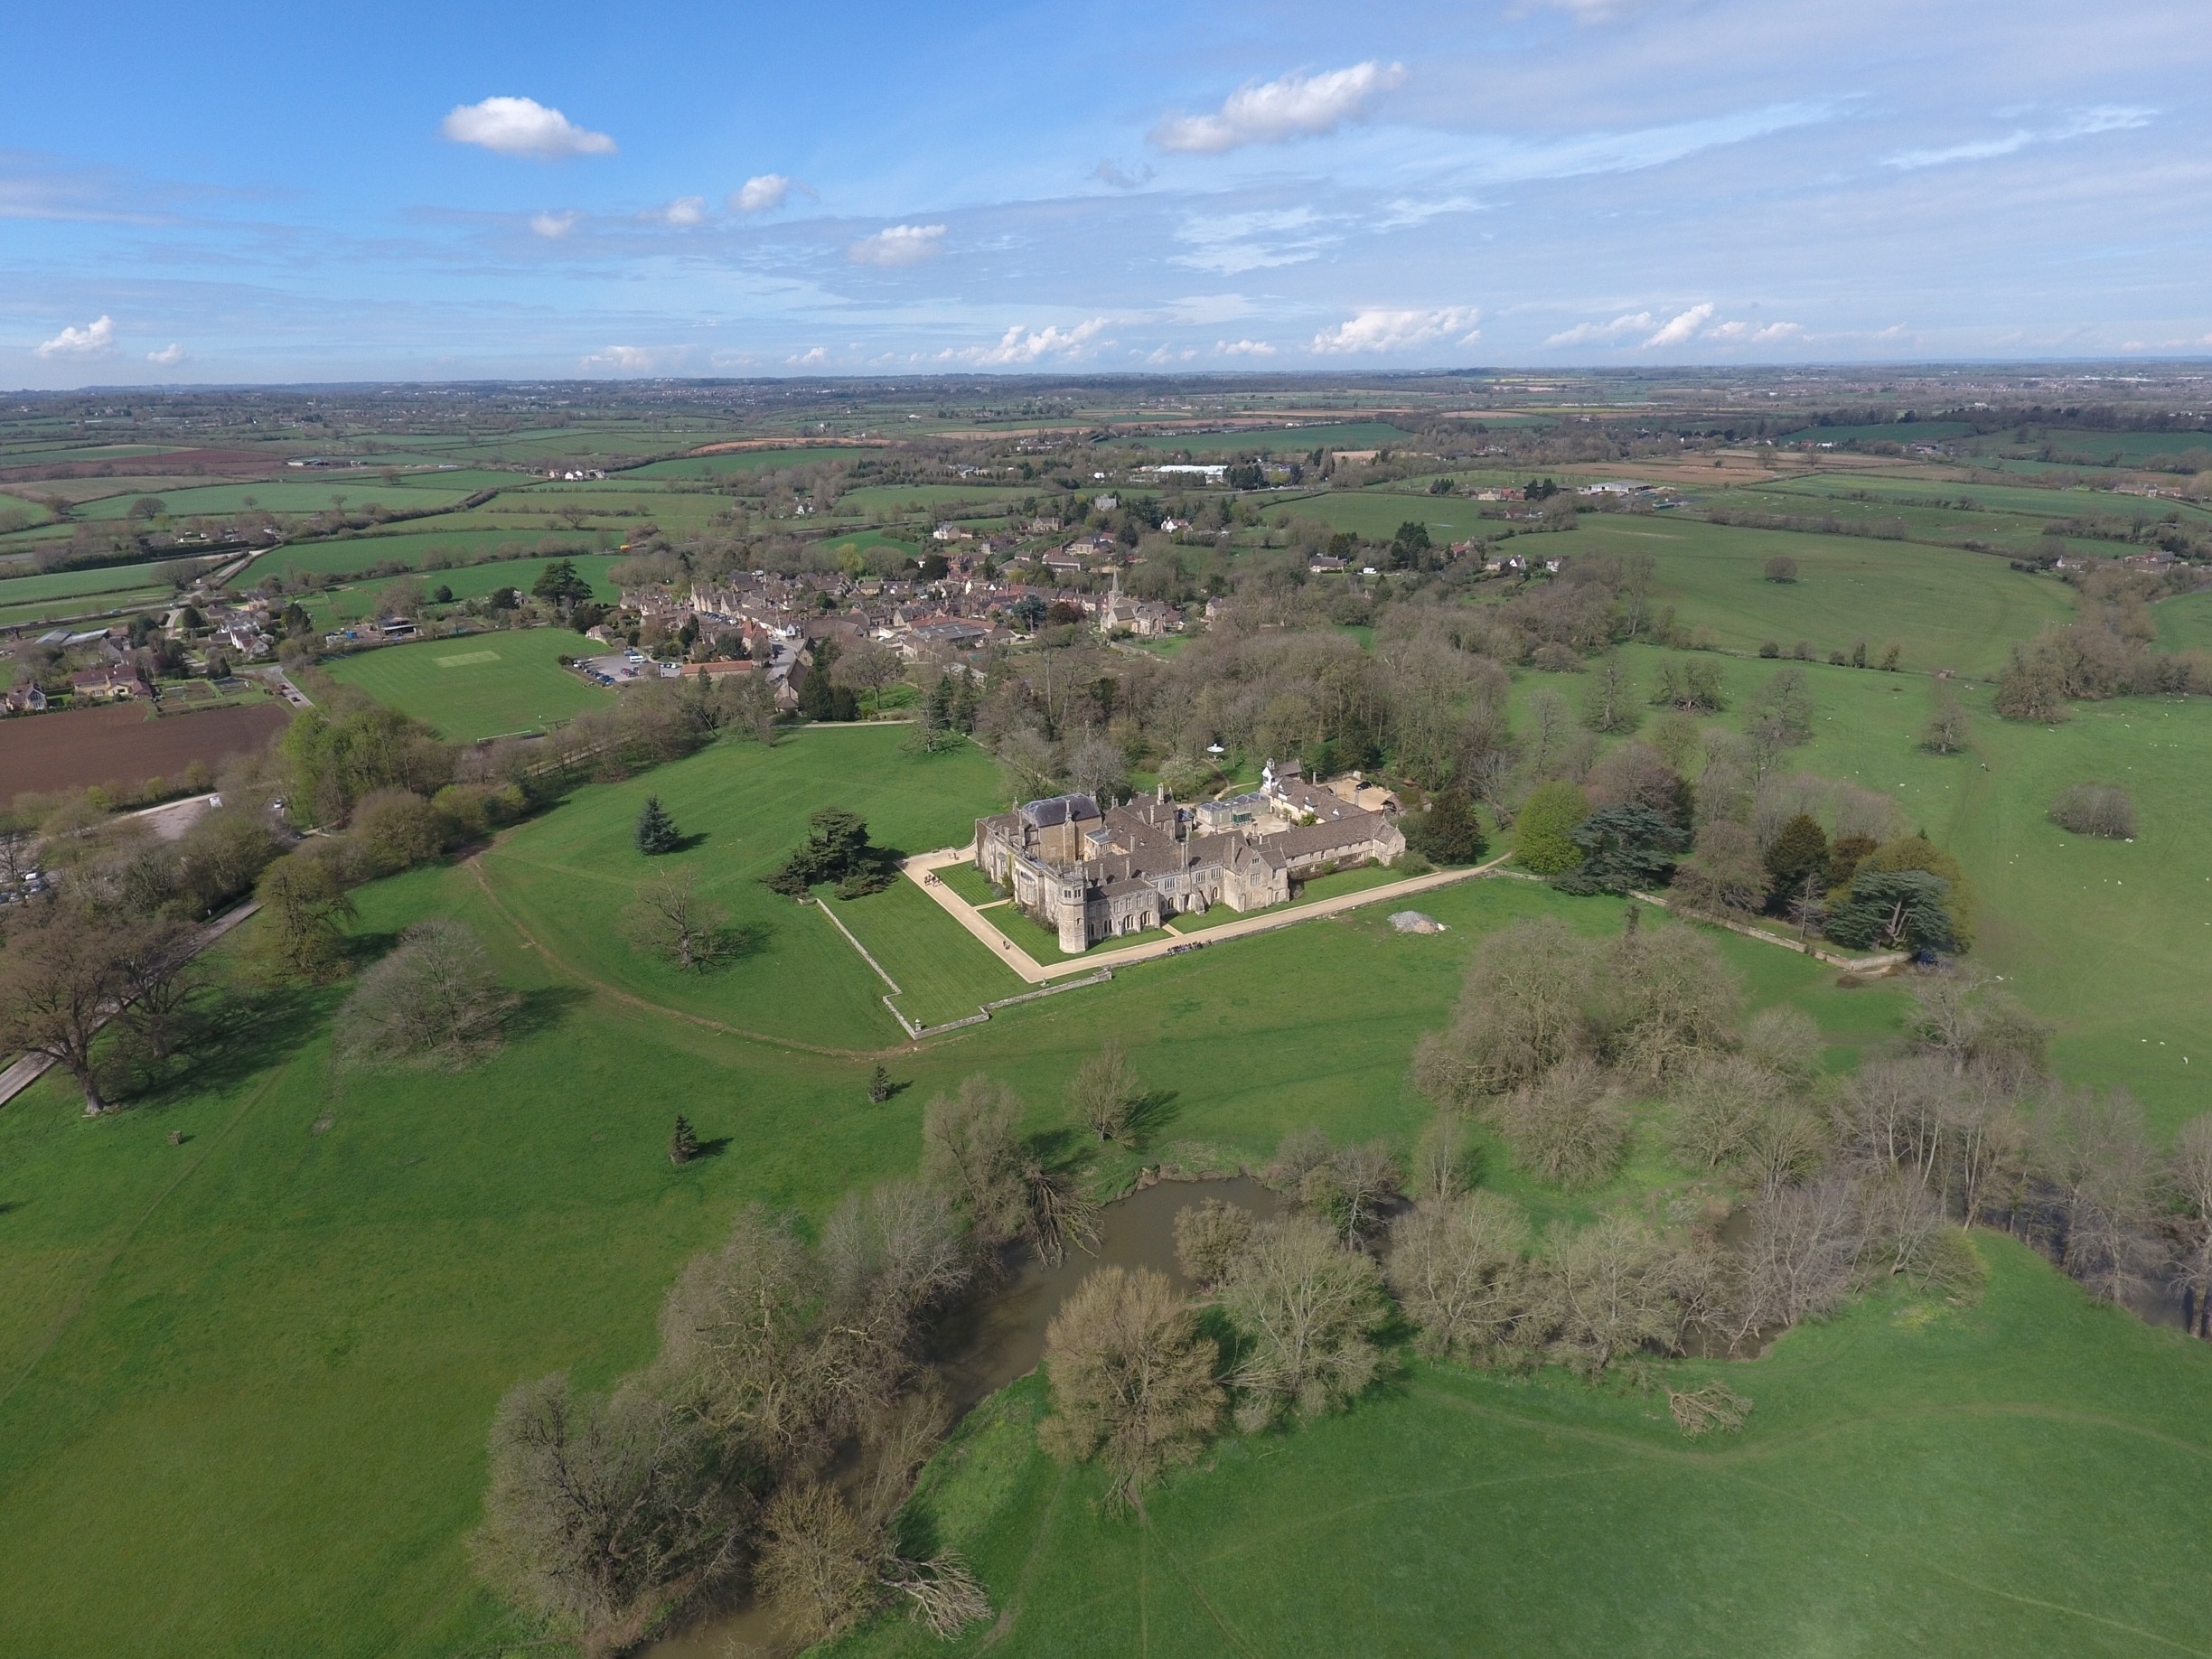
xmin=70 ymin=664 xmax=141 ymax=701
xmin=3 ymin=683 xmax=49 ymax=715
xmin=973 ymin=760 xmax=1405 ymax=953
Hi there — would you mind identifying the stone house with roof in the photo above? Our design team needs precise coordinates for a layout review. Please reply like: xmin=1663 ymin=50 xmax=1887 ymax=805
xmin=974 ymin=769 xmax=1404 ymax=953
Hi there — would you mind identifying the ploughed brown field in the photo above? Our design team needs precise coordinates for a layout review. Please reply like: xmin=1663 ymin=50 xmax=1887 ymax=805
xmin=0 ymin=699 xmax=290 ymax=805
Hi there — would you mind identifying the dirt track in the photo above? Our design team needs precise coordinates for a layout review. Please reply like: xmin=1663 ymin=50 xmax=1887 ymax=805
xmin=0 ymin=700 xmax=291 ymax=806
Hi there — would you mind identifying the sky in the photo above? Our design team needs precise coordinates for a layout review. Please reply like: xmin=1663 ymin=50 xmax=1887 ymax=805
xmin=4 ymin=0 xmax=2209 ymax=387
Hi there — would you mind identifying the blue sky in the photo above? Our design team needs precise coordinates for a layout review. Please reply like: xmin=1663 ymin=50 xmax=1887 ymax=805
xmin=4 ymin=0 xmax=2208 ymax=386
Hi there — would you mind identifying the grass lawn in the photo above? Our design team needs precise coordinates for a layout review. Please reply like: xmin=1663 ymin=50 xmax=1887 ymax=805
xmin=248 ymin=528 xmax=613 ymax=584
xmin=1262 ymin=490 xmax=1481 ymax=546
xmin=932 ymin=860 xmax=1004 ymax=906
xmin=831 ymin=879 xmax=1028 ymax=1029
xmin=325 ymin=628 xmax=614 ymax=741
xmin=476 ymin=726 xmax=1008 ymax=1050
xmin=834 ymin=1232 xmax=2212 ymax=1659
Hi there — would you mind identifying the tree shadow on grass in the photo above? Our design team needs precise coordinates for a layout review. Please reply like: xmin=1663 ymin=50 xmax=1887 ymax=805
xmin=115 ymin=979 xmax=335 ymax=1113
xmin=1125 ymin=1088 xmax=1181 ymax=1148
xmin=502 ymin=984 xmax=592 ymax=1044
xmin=691 ymin=1134 xmax=732 ymax=1159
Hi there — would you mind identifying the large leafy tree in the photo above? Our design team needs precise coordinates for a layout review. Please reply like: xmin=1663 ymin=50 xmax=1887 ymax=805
xmin=1827 ymin=869 xmax=1959 ymax=953
xmin=1552 ymin=804 xmax=1689 ymax=896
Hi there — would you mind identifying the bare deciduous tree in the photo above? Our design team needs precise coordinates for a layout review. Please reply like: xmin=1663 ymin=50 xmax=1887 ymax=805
xmin=1039 ymin=1265 xmax=1223 ymax=1510
xmin=1667 ymin=1053 xmax=1784 ymax=1173
xmin=2168 ymin=1116 xmax=2212 ymax=1337
xmin=920 ymin=1074 xmax=1031 ymax=1249
xmin=1214 ymin=1214 xmax=1390 ymax=1431
xmin=1492 ymin=1055 xmax=1629 ymax=1191
xmin=1386 ymin=1190 xmax=1530 ymax=1361
xmin=1173 ymin=1198 xmax=1256 ymax=1289
xmin=334 ymin=919 xmax=516 ymax=1070
xmin=623 ymin=867 xmax=731 ymax=972
xmin=2036 ymin=1087 xmax=2160 ymax=1305
xmin=1412 ymin=917 xmax=1598 ymax=1105
xmin=1529 ymin=1214 xmax=1686 ymax=1374
xmin=473 ymin=1374 xmax=745 ymax=1649
xmin=1069 ymin=1041 xmax=1140 ymax=1143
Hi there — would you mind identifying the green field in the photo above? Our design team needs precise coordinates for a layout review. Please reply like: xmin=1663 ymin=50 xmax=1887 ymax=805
xmin=623 ymin=446 xmax=877 ymax=479
xmin=303 ymin=554 xmax=622 ymax=625
xmin=1516 ymin=645 xmax=2212 ymax=1132
xmin=245 ymin=528 xmax=614 ymax=584
xmin=72 ymin=478 xmax=485 ymax=520
xmin=2154 ymin=589 xmax=2212 ymax=653
xmin=324 ymin=628 xmax=613 ymax=740
xmin=1137 ymin=421 xmax=1416 ymax=455
xmin=476 ymin=727 xmax=1008 ymax=1049
xmin=1566 ymin=520 xmax=2075 ymax=675
xmin=7 ymin=708 xmax=2212 ymax=1657
xmin=1261 ymin=489 xmax=1484 ymax=544
xmin=0 ymin=581 xmax=175 ymax=630
xmin=837 ymin=1233 xmax=2212 ymax=1658
xmin=1778 ymin=420 xmax=1978 ymax=445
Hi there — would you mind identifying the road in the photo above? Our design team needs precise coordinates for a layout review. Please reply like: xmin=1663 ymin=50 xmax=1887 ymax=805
xmin=902 ymin=847 xmax=1514 ymax=985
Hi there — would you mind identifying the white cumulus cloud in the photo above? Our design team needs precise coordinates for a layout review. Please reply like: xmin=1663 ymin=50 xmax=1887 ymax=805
xmin=730 ymin=174 xmax=791 ymax=213
xmin=146 ymin=342 xmax=187 ymax=366
xmin=973 ymin=319 xmax=1112 ymax=364
xmin=1705 ymin=319 xmax=1805 ymax=344
xmin=581 ymin=345 xmax=680 ymax=372
xmin=847 ymin=224 xmax=945 ymax=267
xmin=1310 ymin=306 xmax=1480 ymax=355
xmin=1545 ymin=312 xmax=1655 ymax=347
xmin=651 ymin=196 xmax=708 ymax=227
xmin=34 ymin=314 xmax=116 ymax=358
xmin=1215 ymin=338 xmax=1276 ymax=356
xmin=530 ymin=211 xmax=579 ymax=239
xmin=1151 ymin=61 xmax=1406 ymax=155
xmin=788 ymin=346 xmax=830 ymax=367
xmin=1645 ymin=304 xmax=1715 ymax=347
xmin=441 ymin=96 xmax=616 ymax=159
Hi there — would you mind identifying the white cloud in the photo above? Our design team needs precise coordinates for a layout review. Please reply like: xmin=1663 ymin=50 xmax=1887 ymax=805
xmin=530 ymin=210 xmax=579 ymax=239
xmin=730 ymin=173 xmax=791 ymax=213
xmin=1882 ymin=105 xmax=2153 ymax=171
xmin=788 ymin=346 xmax=830 ymax=367
xmin=1645 ymin=303 xmax=1715 ymax=346
xmin=580 ymin=345 xmax=680 ymax=372
xmin=1546 ymin=311 xmax=1656 ymax=346
xmin=34 ymin=314 xmax=116 ymax=358
xmin=1143 ymin=345 xmax=1200 ymax=364
xmin=847 ymin=224 xmax=946 ymax=266
xmin=1704 ymin=319 xmax=1805 ymax=344
xmin=146 ymin=342 xmax=187 ymax=366
xmin=1310 ymin=306 xmax=1480 ymax=355
xmin=652 ymin=196 xmax=708 ymax=227
xmin=441 ymin=96 xmax=616 ymax=159
xmin=1151 ymin=61 xmax=1406 ymax=155
xmin=1214 ymin=338 xmax=1276 ymax=356
xmin=1172 ymin=208 xmax=1335 ymax=275
xmin=971 ymin=318 xmax=1113 ymax=364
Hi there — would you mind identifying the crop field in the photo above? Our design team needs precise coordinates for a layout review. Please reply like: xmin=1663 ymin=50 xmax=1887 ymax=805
xmin=0 ymin=698 xmax=288 ymax=806
xmin=323 ymin=628 xmax=612 ymax=741
xmin=1563 ymin=519 xmax=2074 ymax=675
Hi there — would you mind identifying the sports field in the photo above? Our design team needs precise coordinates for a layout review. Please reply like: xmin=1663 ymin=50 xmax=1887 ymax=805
xmin=323 ymin=628 xmax=612 ymax=740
